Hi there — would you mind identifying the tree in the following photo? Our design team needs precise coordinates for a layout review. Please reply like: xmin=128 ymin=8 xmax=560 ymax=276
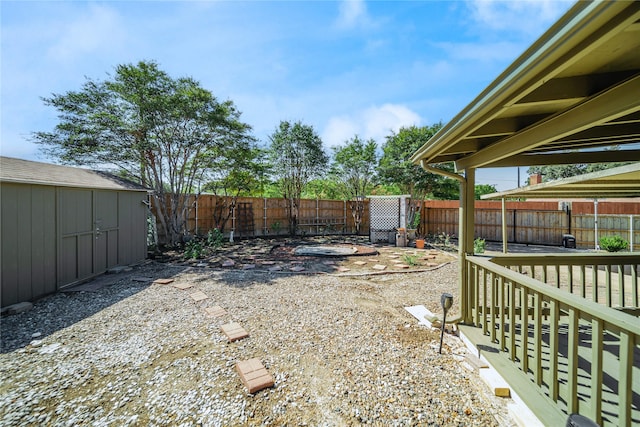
xmin=200 ymin=143 xmax=265 ymax=233
xmin=267 ymin=120 xmax=328 ymax=235
xmin=330 ymin=136 xmax=378 ymax=233
xmin=32 ymin=60 xmax=254 ymax=246
xmin=527 ymin=156 xmax=633 ymax=183
xmin=475 ymin=184 xmax=497 ymax=200
xmin=378 ymin=124 xmax=459 ymax=232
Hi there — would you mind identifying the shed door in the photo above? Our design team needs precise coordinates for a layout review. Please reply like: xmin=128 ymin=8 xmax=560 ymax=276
xmin=58 ymin=189 xmax=119 ymax=287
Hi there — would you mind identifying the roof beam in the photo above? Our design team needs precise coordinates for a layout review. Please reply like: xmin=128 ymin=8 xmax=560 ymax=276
xmin=484 ymin=149 xmax=640 ymax=167
xmin=516 ymin=71 xmax=637 ymax=104
xmin=454 ymin=74 xmax=640 ymax=170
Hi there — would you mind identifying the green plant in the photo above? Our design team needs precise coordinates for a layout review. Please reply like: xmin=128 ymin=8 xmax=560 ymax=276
xmin=599 ymin=235 xmax=629 ymax=252
xmin=206 ymin=228 xmax=224 ymax=249
xmin=474 ymin=238 xmax=486 ymax=254
xmin=438 ymin=232 xmax=452 ymax=247
xmin=410 ymin=211 xmax=420 ymax=229
xmin=270 ymin=221 xmax=281 ymax=234
xmin=183 ymin=239 xmax=204 ymax=259
xmin=402 ymin=253 xmax=419 ymax=266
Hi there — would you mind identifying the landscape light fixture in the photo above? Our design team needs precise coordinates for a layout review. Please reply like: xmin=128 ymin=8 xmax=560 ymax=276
xmin=439 ymin=293 xmax=454 ymax=354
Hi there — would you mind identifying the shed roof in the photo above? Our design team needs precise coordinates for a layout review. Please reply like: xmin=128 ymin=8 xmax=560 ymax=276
xmin=410 ymin=1 xmax=640 ymax=170
xmin=0 ymin=156 xmax=149 ymax=192
xmin=481 ymin=162 xmax=640 ymax=200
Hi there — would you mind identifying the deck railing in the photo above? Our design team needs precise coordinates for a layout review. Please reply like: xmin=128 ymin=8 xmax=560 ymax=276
xmin=465 ymin=254 xmax=640 ymax=426
xmin=491 ymin=254 xmax=639 ymax=310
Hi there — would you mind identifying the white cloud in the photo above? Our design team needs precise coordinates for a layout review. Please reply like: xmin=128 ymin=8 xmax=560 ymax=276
xmin=322 ymin=104 xmax=421 ymax=148
xmin=47 ymin=4 xmax=126 ymax=61
xmin=466 ymin=0 xmax=572 ymax=35
xmin=335 ymin=0 xmax=371 ymax=30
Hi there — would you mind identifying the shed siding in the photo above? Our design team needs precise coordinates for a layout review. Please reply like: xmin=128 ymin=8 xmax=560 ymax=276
xmin=118 ymin=191 xmax=147 ymax=264
xmin=1 ymin=184 xmax=57 ymax=307
xmin=1 ymin=183 xmax=147 ymax=308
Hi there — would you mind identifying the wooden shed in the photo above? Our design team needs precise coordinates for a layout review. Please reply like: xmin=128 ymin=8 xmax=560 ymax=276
xmin=1 ymin=156 xmax=149 ymax=308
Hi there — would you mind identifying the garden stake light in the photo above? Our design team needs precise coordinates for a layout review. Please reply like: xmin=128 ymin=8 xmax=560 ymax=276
xmin=439 ymin=293 xmax=453 ymax=354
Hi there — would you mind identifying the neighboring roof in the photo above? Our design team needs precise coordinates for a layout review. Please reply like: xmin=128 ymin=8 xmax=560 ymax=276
xmin=0 ymin=156 xmax=149 ymax=192
xmin=411 ymin=1 xmax=640 ymax=170
xmin=481 ymin=162 xmax=640 ymax=200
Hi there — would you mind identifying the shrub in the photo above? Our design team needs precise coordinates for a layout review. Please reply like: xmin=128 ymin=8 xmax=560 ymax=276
xmin=599 ymin=235 xmax=629 ymax=252
xmin=474 ymin=238 xmax=486 ymax=254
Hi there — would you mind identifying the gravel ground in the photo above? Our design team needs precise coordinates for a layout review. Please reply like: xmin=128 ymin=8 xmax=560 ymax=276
xmin=0 ymin=242 xmax=516 ymax=426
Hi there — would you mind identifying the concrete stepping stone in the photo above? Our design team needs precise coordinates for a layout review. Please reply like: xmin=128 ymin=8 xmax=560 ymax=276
xmin=336 ymin=267 xmax=350 ymax=272
xmin=204 ymin=306 xmax=227 ymax=318
xmin=236 ymin=358 xmax=274 ymax=394
xmin=367 ymin=258 xmax=379 ymax=262
xmin=190 ymin=290 xmax=209 ymax=302
xmin=173 ymin=282 xmax=193 ymax=290
xmin=242 ymin=264 xmax=256 ymax=270
xmin=290 ymin=266 xmax=305 ymax=272
xmin=387 ymin=255 xmax=400 ymax=259
xmin=426 ymin=262 xmax=439 ymax=267
xmin=394 ymin=264 xmax=410 ymax=269
xmin=222 ymin=260 xmax=235 ymax=267
xmin=221 ymin=322 xmax=249 ymax=342
xmin=372 ymin=264 xmax=387 ymax=270
xmin=268 ymin=265 xmax=283 ymax=272
xmin=261 ymin=260 xmax=276 ymax=265
xmin=153 ymin=278 xmax=174 ymax=285
xmin=353 ymin=261 xmax=367 ymax=266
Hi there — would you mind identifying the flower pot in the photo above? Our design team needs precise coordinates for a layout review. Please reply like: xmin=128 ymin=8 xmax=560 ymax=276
xmin=415 ymin=239 xmax=425 ymax=249
xmin=406 ymin=229 xmax=417 ymax=240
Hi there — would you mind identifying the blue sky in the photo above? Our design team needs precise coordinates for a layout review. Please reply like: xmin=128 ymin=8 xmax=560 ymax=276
xmin=1 ymin=0 xmax=574 ymax=191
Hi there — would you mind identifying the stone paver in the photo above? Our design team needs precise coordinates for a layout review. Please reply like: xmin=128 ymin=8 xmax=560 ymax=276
xmin=372 ymin=264 xmax=387 ymax=270
xmin=173 ymin=282 xmax=193 ymax=290
xmin=236 ymin=358 xmax=274 ymax=394
xmin=290 ymin=266 xmax=305 ymax=272
xmin=189 ymin=290 xmax=209 ymax=302
xmin=204 ymin=306 xmax=227 ymax=318
xmin=153 ymin=278 xmax=174 ymax=285
xmin=221 ymin=322 xmax=249 ymax=342
xmin=353 ymin=261 xmax=367 ymax=266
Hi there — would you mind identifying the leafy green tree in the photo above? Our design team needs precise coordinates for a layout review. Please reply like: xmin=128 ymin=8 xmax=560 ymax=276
xmin=200 ymin=144 xmax=266 ymax=233
xmin=303 ymin=178 xmax=341 ymax=200
xmin=527 ymin=157 xmax=633 ymax=183
xmin=475 ymin=184 xmax=498 ymax=200
xmin=267 ymin=120 xmax=328 ymax=235
xmin=330 ymin=136 xmax=378 ymax=233
xmin=378 ymin=124 xmax=459 ymax=232
xmin=32 ymin=60 xmax=253 ymax=246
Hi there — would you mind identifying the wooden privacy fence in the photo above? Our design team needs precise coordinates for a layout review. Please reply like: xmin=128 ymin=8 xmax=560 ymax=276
xmin=424 ymin=207 xmax=569 ymax=246
xmin=424 ymin=206 xmax=638 ymax=250
xmin=170 ymin=195 xmax=370 ymax=239
xmin=154 ymin=195 xmax=638 ymax=248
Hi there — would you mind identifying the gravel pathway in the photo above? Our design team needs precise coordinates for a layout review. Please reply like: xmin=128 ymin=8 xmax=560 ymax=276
xmin=1 ymin=258 xmax=516 ymax=426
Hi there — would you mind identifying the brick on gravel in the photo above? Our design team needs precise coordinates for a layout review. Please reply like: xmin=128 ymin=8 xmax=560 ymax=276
xmin=221 ymin=322 xmax=249 ymax=342
xmin=189 ymin=291 xmax=208 ymax=302
xmin=236 ymin=358 xmax=274 ymax=394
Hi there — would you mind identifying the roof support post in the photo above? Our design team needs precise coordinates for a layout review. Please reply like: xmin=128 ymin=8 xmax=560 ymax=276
xmin=502 ymin=197 xmax=508 ymax=254
xmin=460 ymin=168 xmax=476 ymax=324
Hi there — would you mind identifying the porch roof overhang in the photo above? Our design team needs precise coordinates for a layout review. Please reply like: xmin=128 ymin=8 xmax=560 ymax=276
xmin=410 ymin=1 xmax=640 ymax=171
xmin=480 ymin=162 xmax=640 ymax=199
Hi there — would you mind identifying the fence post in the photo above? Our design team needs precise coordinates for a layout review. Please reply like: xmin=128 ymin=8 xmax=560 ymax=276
xmin=263 ymin=198 xmax=267 ymax=236
xmin=343 ymin=200 xmax=347 ymax=235
xmin=630 ymin=215 xmax=634 ymax=252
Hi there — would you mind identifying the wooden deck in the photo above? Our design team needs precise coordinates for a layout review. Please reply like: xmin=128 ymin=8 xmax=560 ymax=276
xmin=462 ymin=253 xmax=640 ymax=427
